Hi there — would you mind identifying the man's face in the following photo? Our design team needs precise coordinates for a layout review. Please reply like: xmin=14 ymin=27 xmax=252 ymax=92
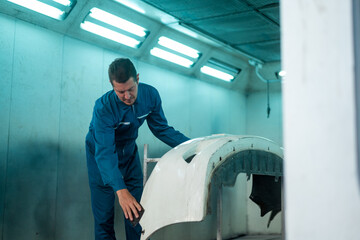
xmin=112 ymin=75 xmax=139 ymax=106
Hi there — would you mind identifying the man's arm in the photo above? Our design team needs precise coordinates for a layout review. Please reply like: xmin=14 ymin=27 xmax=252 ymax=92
xmin=146 ymin=89 xmax=189 ymax=147
xmin=93 ymin=108 xmax=126 ymax=191
xmin=93 ymin=107 xmax=141 ymax=220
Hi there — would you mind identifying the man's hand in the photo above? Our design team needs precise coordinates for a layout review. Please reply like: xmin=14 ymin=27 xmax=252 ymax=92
xmin=116 ymin=189 xmax=142 ymax=221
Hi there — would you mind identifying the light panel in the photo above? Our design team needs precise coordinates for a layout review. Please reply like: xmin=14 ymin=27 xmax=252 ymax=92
xmin=7 ymin=0 xmax=66 ymax=20
xmin=150 ymin=36 xmax=201 ymax=68
xmin=158 ymin=36 xmax=199 ymax=58
xmin=200 ymin=66 xmax=234 ymax=82
xmin=200 ymin=58 xmax=240 ymax=82
xmin=81 ymin=7 xmax=149 ymax=49
xmin=150 ymin=48 xmax=194 ymax=68
xmin=80 ymin=21 xmax=140 ymax=48
xmin=89 ymin=8 xmax=147 ymax=37
xmin=53 ymin=0 xmax=71 ymax=6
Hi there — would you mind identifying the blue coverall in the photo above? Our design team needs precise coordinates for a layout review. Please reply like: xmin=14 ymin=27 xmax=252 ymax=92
xmin=85 ymin=83 xmax=189 ymax=240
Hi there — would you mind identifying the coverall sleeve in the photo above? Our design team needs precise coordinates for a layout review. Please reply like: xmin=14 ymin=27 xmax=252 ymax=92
xmin=93 ymin=107 xmax=126 ymax=192
xmin=147 ymin=89 xmax=190 ymax=148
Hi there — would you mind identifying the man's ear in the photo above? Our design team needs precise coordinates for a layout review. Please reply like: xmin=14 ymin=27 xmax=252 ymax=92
xmin=136 ymin=74 xmax=139 ymax=84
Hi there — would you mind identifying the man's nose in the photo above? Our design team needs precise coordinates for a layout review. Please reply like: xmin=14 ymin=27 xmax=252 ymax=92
xmin=124 ymin=91 xmax=131 ymax=99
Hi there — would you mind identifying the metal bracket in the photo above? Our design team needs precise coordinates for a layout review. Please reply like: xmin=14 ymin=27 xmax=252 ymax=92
xmin=143 ymin=144 xmax=161 ymax=186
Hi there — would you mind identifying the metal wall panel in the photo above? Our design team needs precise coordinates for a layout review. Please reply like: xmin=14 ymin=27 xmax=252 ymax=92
xmin=54 ymin=37 xmax=104 ymax=240
xmin=210 ymin=87 xmax=232 ymax=134
xmin=188 ymin=80 xmax=215 ymax=138
xmin=3 ymin=20 xmax=63 ymax=240
xmin=0 ymin=13 xmax=15 ymax=240
xmin=228 ymin=90 xmax=247 ymax=135
xmin=246 ymin=92 xmax=283 ymax=145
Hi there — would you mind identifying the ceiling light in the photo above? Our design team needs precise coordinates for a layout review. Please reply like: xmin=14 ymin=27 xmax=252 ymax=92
xmin=81 ymin=21 xmax=140 ymax=48
xmin=149 ymin=36 xmax=201 ymax=68
xmin=150 ymin=47 xmax=194 ymax=68
xmin=200 ymin=58 xmax=240 ymax=82
xmin=53 ymin=0 xmax=71 ymax=6
xmin=89 ymin=8 xmax=147 ymax=37
xmin=7 ymin=0 xmax=69 ymax=20
xmin=158 ymin=36 xmax=199 ymax=58
xmin=81 ymin=8 xmax=149 ymax=48
xmin=200 ymin=66 xmax=234 ymax=82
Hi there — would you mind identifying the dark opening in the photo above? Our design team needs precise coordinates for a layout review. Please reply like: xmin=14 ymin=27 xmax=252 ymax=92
xmin=184 ymin=154 xmax=196 ymax=163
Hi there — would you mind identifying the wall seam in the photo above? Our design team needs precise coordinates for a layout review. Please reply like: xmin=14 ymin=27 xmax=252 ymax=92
xmin=1 ymin=18 xmax=17 ymax=240
xmin=53 ymin=35 xmax=65 ymax=240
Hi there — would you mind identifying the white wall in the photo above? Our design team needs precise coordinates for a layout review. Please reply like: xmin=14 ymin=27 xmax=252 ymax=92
xmin=282 ymin=0 xmax=360 ymax=239
xmin=0 ymin=13 xmax=249 ymax=240
xmin=246 ymin=91 xmax=283 ymax=146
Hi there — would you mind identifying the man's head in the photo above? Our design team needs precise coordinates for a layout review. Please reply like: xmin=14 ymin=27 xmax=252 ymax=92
xmin=108 ymin=58 xmax=139 ymax=106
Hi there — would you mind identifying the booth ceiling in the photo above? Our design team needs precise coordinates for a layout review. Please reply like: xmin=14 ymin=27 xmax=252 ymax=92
xmin=141 ymin=0 xmax=280 ymax=62
xmin=0 ymin=0 xmax=281 ymax=91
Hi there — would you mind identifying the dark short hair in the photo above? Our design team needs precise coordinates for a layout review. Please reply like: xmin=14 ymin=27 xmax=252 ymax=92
xmin=108 ymin=58 xmax=137 ymax=84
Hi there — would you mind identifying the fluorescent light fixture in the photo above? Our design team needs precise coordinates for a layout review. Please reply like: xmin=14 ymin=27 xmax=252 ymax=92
xmin=89 ymin=8 xmax=147 ymax=37
xmin=200 ymin=66 xmax=234 ymax=82
xmin=7 ymin=0 xmax=65 ymax=20
xmin=81 ymin=21 xmax=140 ymax=48
xmin=150 ymin=47 xmax=194 ymax=68
xmin=53 ymin=0 xmax=71 ymax=6
xmin=158 ymin=36 xmax=199 ymax=58
xmin=113 ymin=0 xmax=145 ymax=14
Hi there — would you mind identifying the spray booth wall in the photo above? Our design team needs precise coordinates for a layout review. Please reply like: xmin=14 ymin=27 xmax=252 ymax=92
xmin=0 ymin=12 xmax=283 ymax=240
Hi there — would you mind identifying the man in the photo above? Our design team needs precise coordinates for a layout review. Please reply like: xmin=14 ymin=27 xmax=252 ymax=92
xmin=85 ymin=58 xmax=189 ymax=240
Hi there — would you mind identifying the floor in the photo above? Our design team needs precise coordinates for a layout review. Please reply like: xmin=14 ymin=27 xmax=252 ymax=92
xmin=231 ymin=235 xmax=282 ymax=240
